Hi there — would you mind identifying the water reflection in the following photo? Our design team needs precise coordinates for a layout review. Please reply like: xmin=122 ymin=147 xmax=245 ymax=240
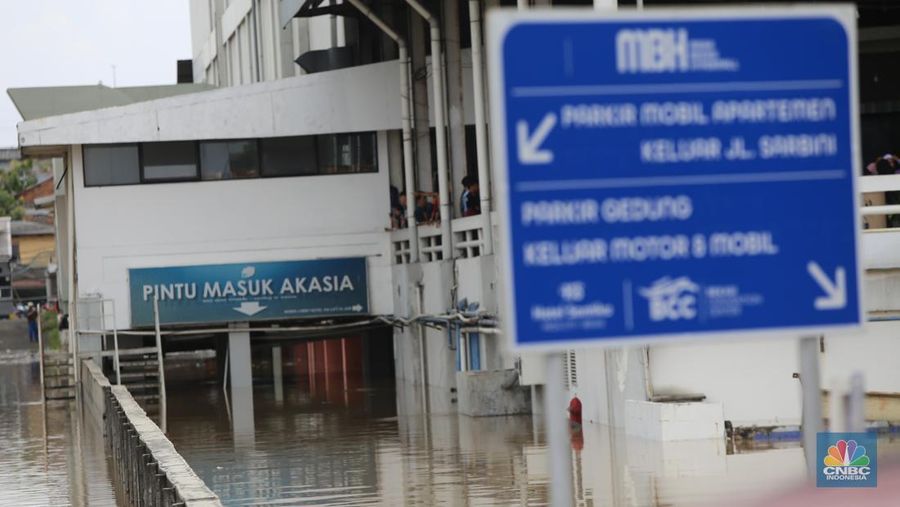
xmin=166 ymin=374 xmax=900 ymax=506
xmin=0 ymin=350 xmax=118 ymax=507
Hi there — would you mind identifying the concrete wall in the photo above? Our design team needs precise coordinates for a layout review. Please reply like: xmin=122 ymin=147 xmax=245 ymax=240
xmin=456 ymin=369 xmax=531 ymax=416
xmin=649 ymin=321 xmax=900 ymax=428
xmin=650 ymin=337 xmax=803 ymax=428
xmin=80 ymin=359 xmax=110 ymax=426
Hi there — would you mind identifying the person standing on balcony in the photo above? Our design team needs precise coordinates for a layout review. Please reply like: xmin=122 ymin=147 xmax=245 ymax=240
xmin=464 ymin=176 xmax=481 ymax=217
xmin=460 ymin=175 xmax=473 ymax=216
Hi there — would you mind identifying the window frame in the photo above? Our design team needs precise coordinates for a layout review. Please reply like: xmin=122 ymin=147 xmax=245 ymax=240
xmin=315 ymin=131 xmax=379 ymax=175
xmin=198 ymin=138 xmax=261 ymax=182
xmin=82 ymin=143 xmax=142 ymax=188
xmin=81 ymin=132 xmax=379 ymax=187
xmin=138 ymin=141 xmax=201 ymax=184
xmin=258 ymin=135 xmax=321 ymax=179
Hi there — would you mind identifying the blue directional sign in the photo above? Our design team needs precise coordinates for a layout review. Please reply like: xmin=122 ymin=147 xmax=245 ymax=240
xmin=488 ymin=8 xmax=863 ymax=349
xmin=129 ymin=258 xmax=368 ymax=327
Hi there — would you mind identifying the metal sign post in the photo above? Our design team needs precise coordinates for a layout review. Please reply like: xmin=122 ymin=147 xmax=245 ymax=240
xmin=488 ymin=6 xmax=863 ymax=503
xmin=799 ymin=335 xmax=823 ymax=480
xmin=544 ymin=352 xmax=574 ymax=505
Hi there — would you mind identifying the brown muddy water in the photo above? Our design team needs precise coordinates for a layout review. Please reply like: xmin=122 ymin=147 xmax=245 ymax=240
xmin=3 ymin=339 xmax=899 ymax=506
xmin=164 ymin=374 xmax=900 ymax=507
xmin=0 ymin=348 xmax=119 ymax=506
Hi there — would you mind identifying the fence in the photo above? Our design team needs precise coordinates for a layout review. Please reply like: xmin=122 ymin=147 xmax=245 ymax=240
xmin=81 ymin=359 xmax=221 ymax=507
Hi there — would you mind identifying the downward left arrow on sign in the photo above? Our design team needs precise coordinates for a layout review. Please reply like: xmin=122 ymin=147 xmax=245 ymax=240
xmin=517 ymin=113 xmax=557 ymax=165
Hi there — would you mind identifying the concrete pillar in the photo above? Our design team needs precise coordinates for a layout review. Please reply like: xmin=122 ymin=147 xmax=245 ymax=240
xmin=228 ymin=323 xmax=252 ymax=389
xmin=410 ymin=15 xmax=434 ymax=192
xmin=444 ymin=0 xmax=467 ymax=217
xmin=228 ymin=324 xmax=255 ymax=448
xmin=273 ymin=345 xmax=283 ymax=404
xmin=231 ymin=386 xmax=256 ymax=449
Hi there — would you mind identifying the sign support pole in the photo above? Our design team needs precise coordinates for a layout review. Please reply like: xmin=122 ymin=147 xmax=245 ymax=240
xmin=799 ymin=335 xmax=823 ymax=481
xmin=544 ymin=352 xmax=573 ymax=506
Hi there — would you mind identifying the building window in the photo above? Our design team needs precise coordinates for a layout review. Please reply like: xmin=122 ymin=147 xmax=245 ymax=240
xmin=199 ymin=140 xmax=259 ymax=180
xmin=83 ymin=145 xmax=141 ymax=186
xmin=456 ymin=330 xmax=482 ymax=372
xmin=83 ymin=132 xmax=376 ymax=187
xmin=318 ymin=132 xmax=377 ymax=174
xmin=260 ymin=136 xmax=318 ymax=177
xmin=141 ymin=141 xmax=198 ymax=181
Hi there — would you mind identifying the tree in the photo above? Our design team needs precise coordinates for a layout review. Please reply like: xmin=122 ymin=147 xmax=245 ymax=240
xmin=4 ymin=160 xmax=37 ymax=195
xmin=0 ymin=159 xmax=39 ymax=219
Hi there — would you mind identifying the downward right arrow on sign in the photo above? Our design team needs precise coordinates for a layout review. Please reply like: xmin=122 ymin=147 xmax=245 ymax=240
xmin=807 ymin=261 xmax=846 ymax=310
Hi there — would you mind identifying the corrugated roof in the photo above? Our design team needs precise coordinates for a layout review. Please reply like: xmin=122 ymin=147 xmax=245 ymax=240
xmin=0 ymin=148 xmax=20 ymax=161
xmin=10 ymin=220 xmax=54 ymax=236
xmin=7 ymin=83 xmax=215 ymax=121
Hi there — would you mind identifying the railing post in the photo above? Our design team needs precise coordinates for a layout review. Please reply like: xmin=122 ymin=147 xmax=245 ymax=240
xmin=112 ymin=299 xmax=121 ymax=385
xmin=153 ymin=297 xmax=167 ymax=433
xmin=37 ymin=305 xmax=45 ymax=403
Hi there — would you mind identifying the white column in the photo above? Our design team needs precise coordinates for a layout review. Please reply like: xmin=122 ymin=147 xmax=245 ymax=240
xmin=594 ymin=0 xmax=618 ymax=9
xmin=273 ymin=345 xmax=284 ymax=403
xmin=444 ymin=0 xmax=467 ymax=218
xmin=229 ymin=323 xmax=255 ymax=448
xmin=229 ymin=323 xmax=253 ymax=389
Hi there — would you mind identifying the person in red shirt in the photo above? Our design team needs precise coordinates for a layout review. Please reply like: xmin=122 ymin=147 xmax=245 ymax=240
xmin=568 ymin=395 xmax=582 ymax=427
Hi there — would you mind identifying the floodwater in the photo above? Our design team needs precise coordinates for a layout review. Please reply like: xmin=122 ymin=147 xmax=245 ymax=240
xmin=0 ymin=348 xmax=119 ymax=506
xmin=164 ymin=372 xmax=900 ymax=507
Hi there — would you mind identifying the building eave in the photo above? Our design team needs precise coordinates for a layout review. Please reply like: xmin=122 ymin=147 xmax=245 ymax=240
xmin=16 ymin=60 xmax=403 ymax=148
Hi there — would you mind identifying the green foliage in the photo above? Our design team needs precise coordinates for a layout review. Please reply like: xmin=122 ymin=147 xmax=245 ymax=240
xmin=6 ymin=159 xmax=37 ymax=194
xmin=40 ymin=308 xmax=60 ymax=350
xmin=0 ymin=159 xmax=40 ymax=220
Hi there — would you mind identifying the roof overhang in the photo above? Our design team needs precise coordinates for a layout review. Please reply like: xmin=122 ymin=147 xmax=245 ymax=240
xmin=16 ymin=60 xmax=403 ymax=148
xmin=280 ymin=0 xmax=306 ymax=28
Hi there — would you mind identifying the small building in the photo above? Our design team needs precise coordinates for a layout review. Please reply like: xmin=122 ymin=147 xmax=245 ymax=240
xmin=0 ymin=147 xmax=20 ymax=172
xmin=18 ymin=175 xmax=55 ymax=225
xmin=11 ymin=220 xmax=55 ymax=301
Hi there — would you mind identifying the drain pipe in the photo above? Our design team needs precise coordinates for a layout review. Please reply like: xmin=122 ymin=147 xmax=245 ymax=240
xmin=345 ymin=0 xmax=419 ymax=262
xmin=469 ymin=0 xmax=493 ymax=255
xmin=404 ymin=0 xmax=453 ymax=260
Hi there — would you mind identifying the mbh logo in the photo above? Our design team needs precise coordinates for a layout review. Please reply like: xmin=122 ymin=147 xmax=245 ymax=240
xmin=616 ymin=29 xmax=689 ymax=74
xmin=639 ymin=276 xmax=698 ymax=322
xmin=615 ymin=28 xmax=739 ymax=74
xmin=817 ymin=433 xmax=877 ymax=488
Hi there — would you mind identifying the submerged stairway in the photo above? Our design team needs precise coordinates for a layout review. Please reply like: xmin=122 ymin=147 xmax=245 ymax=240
xmin=114 ymin=348 xmax=163 ymax=411
xmin=42 ymin=351 xmax=76 ymax=400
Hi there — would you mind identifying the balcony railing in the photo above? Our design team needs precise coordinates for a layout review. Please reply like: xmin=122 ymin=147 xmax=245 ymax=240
xmin=391 ymin=213 xmax=498 ymax=265
xmin=862 ymin=173 xmax=900 ymax=232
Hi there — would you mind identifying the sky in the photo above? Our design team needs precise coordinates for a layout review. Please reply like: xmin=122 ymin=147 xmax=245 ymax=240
xmin=0 ymin=0 xmax=192 ymax=146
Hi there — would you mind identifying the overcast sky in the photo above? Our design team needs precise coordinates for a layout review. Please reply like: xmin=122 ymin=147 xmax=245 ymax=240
xmin=0 ymin=0 xmax=192 ymax=147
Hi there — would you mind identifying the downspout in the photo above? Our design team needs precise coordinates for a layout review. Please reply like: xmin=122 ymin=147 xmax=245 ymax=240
xmin=251 ymin=0 xmax=261 ymax=82
xmin=66 ymin=150 xmax=77 ymax=384
xmin=404 ymin=0 xmax=453 ymax=261
xmin=344 ymin=0 xmax=419 ymax=263
xmin=468 ymin=0 xmax=493 ymax=255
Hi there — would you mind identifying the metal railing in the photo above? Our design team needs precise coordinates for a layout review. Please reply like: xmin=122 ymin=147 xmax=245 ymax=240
xmin=76 ymin=298 xmax=122 ymax=385
xmin=105 ymin=384 xmax=221 ymax=506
